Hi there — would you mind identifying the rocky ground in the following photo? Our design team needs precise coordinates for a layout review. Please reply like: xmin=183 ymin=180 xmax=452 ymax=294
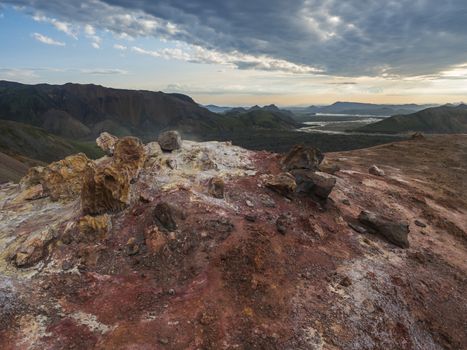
xmin=0 ymin=132 xmax=465 ymax=350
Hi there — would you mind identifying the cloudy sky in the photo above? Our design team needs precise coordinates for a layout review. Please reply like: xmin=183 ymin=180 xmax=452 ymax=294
xmin=1 ymin=0 xmax=466 ymax=106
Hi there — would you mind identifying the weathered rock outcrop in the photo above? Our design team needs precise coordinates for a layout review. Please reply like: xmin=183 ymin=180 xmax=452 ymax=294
xmin=81 ymin=163 xmax=131 ymax=215
xmin=113 ymin=137 xmax=146 ymax=178
xmin=77 ymin=214 xmax=111 ymax=242
xmin=263 ymin=172 xmax=297 ymax=197
xmin=81 ymin=136 xmax=146 ymax=215
xmin=144 ymin=141 xmax=163 ymax=167
xmin=20 ymin=153 xmax=92 ymax=201
xmin=0 ymin=135 xmax=466 ymax=350
xmin=9 ymin=228 xmax=55 ymax=268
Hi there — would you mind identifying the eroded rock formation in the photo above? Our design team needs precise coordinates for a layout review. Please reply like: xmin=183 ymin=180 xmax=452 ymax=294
xmin=81 ymin=136 xmax=146 ymax=215
xmin=20 ymin=153 xmax=92 ymax=201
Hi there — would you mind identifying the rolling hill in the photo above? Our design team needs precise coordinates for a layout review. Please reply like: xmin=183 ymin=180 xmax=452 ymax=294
xmin=0 ymin=120 xmax=103 ymax=182
xmin=221 ymin=105 xmax=299 ymax=130
xmin=357 ymin=105 xmax=467 ymax=134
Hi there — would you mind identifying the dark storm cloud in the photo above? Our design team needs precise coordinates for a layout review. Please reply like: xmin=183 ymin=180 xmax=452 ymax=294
xmin=3 ymin=0 xmax=467 ymax=76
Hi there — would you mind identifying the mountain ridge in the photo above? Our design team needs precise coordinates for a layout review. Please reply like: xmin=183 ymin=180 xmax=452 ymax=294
xmin=357 ymin=105 xmax=467 ymax=134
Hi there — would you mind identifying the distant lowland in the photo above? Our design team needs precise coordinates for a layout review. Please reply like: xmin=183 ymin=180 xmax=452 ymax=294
xmin=0 ymin=80 xmax=466 ymax=182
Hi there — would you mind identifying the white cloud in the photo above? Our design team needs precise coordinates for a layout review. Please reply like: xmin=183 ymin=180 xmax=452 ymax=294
xmin=113 ymin=44 xmax=127 ymax=50
xmin=81 ymin=68 xmax=128 ymax=75
xmin=84 ymin=24 xmax=95 ymax=36
xmin=6 ymin=0 xmax=467 ymax=80
xmin=131 ymin=44 xmax=321 ymax=74
xmin=0 ymin=68 xmax=39 ymax=79
xmin=83 ymin=24 xmax=101 ymax=49
xmin=33 ymin=14 xmax=77 ymax=39
xmin=32 ymin=32 xmax=65 ymax=46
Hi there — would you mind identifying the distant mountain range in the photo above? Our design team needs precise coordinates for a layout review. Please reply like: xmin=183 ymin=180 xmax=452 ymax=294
xmin=289 ymin=102 xmax=436 ymax=116
xmin=206 ymin=101 xmax=436 ymax=118
xmin=357 ymin=104 xmax=467 ymax=134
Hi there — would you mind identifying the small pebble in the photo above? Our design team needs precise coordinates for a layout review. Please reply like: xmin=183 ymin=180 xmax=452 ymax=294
xmin=414 ymin=220 xmax=427 ymax=228
xmin=244 ymin=214 xmax=257 ymax=222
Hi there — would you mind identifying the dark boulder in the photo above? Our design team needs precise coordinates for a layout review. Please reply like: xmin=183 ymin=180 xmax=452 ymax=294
xmin=358 ymin=211 xmax=410 ymax=248
xmin=154 ymin=202 xmax=178 ymax=231
xmin=292 ymin=170 xmax=336 ymax=199
xmin=158 ymin=130 xmax=182 ymax=151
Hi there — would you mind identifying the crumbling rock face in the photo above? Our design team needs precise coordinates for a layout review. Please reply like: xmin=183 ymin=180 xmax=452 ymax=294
xmin=77 ymin=214 xmax=111 ymax=242
xmin=158 ymin=130 xmax=182 ymax=151
xmin=81 ymin=136 xmax=146 ymax=215
xmin=20 ymin=153 xmax=92 ymax=201
xmin=282 ymin=144 xmax=324 ymax=171
xmin=144 ymin=141 xmax=163 ymax=167
xmin=19 ymin=165 xmax=45 ymax=188
xmin=263 ymin=172 xmax=297 ymax=197
xmin=358 ymin=210 xmax=410 ymax=248
xmin=81 ymin=163 xmax=132 ymax=215
xmin=113 ymin=137 xmax=146 ymax=179
xmin=96 ymin=132 xmax=119 ymax=155
xmin=9 ymin=228 xmax=55 ymax=268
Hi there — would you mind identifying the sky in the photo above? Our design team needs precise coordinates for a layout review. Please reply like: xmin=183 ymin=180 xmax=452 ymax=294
xmin=0 ymin=0 xmax=467 ymax=106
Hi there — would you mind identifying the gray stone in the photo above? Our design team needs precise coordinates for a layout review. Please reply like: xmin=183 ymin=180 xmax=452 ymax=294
xmin=158 ymin=130 xmax=182 ymax=151
xmin=414 ymin=219 xmax=427 ymax=228
xmin=292 ymin=170 xmax=336 ymax=199
xmin=358 ymin=211 xmax=410 ymax=248
xmin=369 ymin=165 xmax=385 ymax=176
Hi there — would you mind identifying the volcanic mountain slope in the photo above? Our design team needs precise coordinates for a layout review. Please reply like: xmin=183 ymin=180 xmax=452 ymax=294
xmin=0 ymin=120 xmax=103 ymax=182
xmin=0 ymin=134 xmax=466 ymax=349
xmin=222 ymin=107 xmax=300 ymax=130
xmin=0 ymin=81 xmax=298 ymax=141
xmin=358 ymin=105 xmax=467 ymax=134
xmin=0 ymin=152 xmax=32 ymax=183
xmin=0 ymin=80 xmax=225 ymax=138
